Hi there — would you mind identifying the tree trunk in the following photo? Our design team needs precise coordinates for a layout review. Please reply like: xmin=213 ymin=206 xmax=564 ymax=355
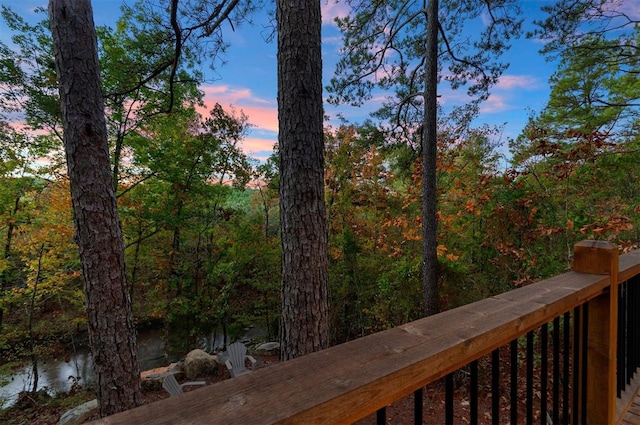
xmin=0 ymin=194 xmax=21 ymax=328
xmin=277 ymin=0 xmax=329 ymax=360
xmin=28 ymin=244 xmax=44 ymax=395
xmin=422 ymin=0 xmax=440 ymax=317
xmin=48 ymin=0 xmax=141 ymax=416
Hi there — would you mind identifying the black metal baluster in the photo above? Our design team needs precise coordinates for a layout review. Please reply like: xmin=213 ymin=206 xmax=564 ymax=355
xmin=471 ymin=360 xmax=478 ymax=425
xmin=562 ymin=311 xmax=570 ymax=423
xmin=636 ymin=277 xmax=640 ymax=370
xmin=581 ymin=304 xmax=588 ymax=423
xmin=630 ymin=278 xmax=636 ymax=374
xmin=376 ymin=407 xmax=386 ymax=425
xmin=541 ymin=323 xmax=548 ymax=425
xmin=632 ymin=278 xmax=640 ymax=372
xmin=627 ymin=280 xmax=634 ymax=383
xmin=446 ymin=373 xmax=454 ymax=425
xmin=572 ymin=306 xmax=580 ymax=425
xmin=511 ymin=338 xmax=518 ymax=425
xmin=492 ymin=348 xmax=500 ymax=425
xmin=625 ymin=280 xmax=638 ymax=384
xmin=618 ymin=281 xmax=626 ymax=396
xmin=414 ymin=388 xmax=423 ymax=425
xmin=526 ymin=331 xmax=534 ymax=425
xmin=629 ymin=279 xmax=636 ymax=379
xmin=553 ymin=316 xmax=560 ymax=425
xmin=636 ymin=278 xmax=640 ymax=369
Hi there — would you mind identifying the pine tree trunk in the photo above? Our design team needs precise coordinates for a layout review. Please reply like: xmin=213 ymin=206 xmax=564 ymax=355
xmin=422 ymin=0 xmax=440 ymax=317
xmin=48 ymin=0 xmax=141 ymax=416
xmin=277 ymin=0 xmax=329 ymax=360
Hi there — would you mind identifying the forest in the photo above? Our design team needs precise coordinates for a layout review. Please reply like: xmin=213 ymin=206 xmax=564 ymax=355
xmin=0 ymin=0 xmax=639 ymax=419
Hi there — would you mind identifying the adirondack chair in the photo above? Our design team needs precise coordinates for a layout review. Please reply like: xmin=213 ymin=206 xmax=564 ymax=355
xmin=162 ymin=374 xmax=206 ymax=397
xmin=225 ymin=342 xmax=257 ymax=377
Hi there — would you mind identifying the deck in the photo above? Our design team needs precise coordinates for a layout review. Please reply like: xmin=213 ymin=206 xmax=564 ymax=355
xmin=620 ymin=371 xmax=640 ymax=425
xmin=91 ymin=242 xmax=640 ymax=425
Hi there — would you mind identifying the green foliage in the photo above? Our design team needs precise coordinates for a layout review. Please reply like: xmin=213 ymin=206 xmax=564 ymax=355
xmin=328 ymin=0 xmax=523 ymax=125
xmin=531 ymin=0 xmax=639 ymax=70
xmin=538 ymin=32 xmax=640 ymax=137
xmin=1 ymin=0 xmax=640 ymax=368
xmin=325 ymin=125 xmax=423 ymax=340
xmin=0 ymin=6 xmax=60 ymax=136
xmin=508 ymin=1 xmax=640 ymax=270
xmin=0 ymin=180 xmax=85 ymax=362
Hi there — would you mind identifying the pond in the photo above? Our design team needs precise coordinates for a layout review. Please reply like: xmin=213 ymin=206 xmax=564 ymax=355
xmin=0 ymin=325 xmax=264 ymax=408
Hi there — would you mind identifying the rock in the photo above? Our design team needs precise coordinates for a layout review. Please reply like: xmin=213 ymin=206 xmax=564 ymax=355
xmin=140 ymin=363 xmax=182 ymax=391
xmin=58 ymin=399 xmax=98 ymax=425
xmin=254 ymin=342 xmax=280 ymax=356
xmin=184 ymin=349 xmax=218 ymax=380
xmin=141 ymin=363 xmax=181 ymax=380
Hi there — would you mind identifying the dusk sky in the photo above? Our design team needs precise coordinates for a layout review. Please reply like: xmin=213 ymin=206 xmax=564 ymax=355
xmin=4 ymin=1 xmax=636 ymax=164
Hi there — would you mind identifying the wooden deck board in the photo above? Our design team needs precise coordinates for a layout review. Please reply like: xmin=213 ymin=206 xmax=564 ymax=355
xmin=86 ymin=248 xmax=640 ymax=425
xmin=618 ymin=370 xmax=640 ymax=425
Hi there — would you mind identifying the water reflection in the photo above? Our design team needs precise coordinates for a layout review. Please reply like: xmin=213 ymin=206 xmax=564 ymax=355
xmin=0 ymin=350 xmax=92 ymax=408
xmin=1 ymin=329 xmax=168 ymax=408
xmin=0 ymin=326 xmax=263 ymax=408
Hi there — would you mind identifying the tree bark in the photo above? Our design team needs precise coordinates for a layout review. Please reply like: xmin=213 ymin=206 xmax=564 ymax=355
xmin=0 ymin=194 xmax=21 ymax=328
xmin=28 ymin=244 xmax=45 ymax=395
xmin=277 ymin=0 xmax=329 ymax=360
xmin=422 ymin=0 xmax=440 ymax=317
xmin=48 ymin=0 xmax=141 ymax=416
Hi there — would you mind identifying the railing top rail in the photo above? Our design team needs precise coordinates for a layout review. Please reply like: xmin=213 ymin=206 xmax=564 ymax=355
xmin=619 ymin=249 xmax=640 ymax=282
xmin=93 ymin=249 xmax=640 ymax=425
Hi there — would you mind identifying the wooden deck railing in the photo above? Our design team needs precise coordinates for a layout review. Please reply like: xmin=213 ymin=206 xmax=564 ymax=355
xmin=92 ymin=240 xmax=640 ymax=424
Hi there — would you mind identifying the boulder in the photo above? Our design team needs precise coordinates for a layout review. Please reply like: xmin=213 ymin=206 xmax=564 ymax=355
xmin=58 ymin=399 xmax=98 ymax=425
xmin=254 ymin=342 xmax=280 ymax=356
xmin=184 ymin=349 xmax=218 ymax=380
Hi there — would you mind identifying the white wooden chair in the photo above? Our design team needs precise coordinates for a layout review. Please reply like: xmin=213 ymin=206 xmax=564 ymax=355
xmin=162 ymin=374 xmax=206 ymax=397
xmin=225 ymin=342 xmax=257 ymax=377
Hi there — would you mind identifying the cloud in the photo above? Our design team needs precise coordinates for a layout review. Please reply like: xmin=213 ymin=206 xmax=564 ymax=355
xmin=323 ymin=35 xmax=343 ymax=47
xmin=495 ymin=75 xmax=540 ymax=90
xmin=241 ymin=136 xmax=277 ymax=158
xmin=437 ymin=74 xmax=541 ymax=114
xmin=475 ymin=75 xmax=542 ymax=113
xmin=199 ymin=84 xmax=278 ymax=159
xmin=479 ymin=93 xmax=509 ymax=114
xmin=612 ymin=0 xmax=640 ymax=19
xmin=626 ymin=4 xmax=640 ymax=19
xmin=438 ymin=88 xmax=470 ymax=106
xmin=201 ymin=85 xmax=271 ymax=106
xmin=199 ymin=84 xmax=278 ymax=133
xmin=244 ymin=107 xmax=279 ymax=133
xmin=321 ymin=0 xmax=351 ymax=25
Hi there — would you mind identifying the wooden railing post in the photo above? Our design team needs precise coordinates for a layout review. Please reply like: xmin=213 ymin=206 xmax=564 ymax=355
xmin=573 ymin=240 xmax=619 ymax=425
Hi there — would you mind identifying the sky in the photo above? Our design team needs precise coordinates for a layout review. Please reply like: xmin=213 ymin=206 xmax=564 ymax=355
xmin=190 ymin=0 xmax=558 ymax=162
xmin=0 ymin=1 xmax=591 ymax=164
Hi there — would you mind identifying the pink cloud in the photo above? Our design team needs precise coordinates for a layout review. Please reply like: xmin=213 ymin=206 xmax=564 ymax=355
xmin=198 ymin=85 xmax=278 ymax=159
xmin=241 ymin=137 xmax=277 ymax=157
xmin=496 ymin=75 xmax=539 ymax=90
xmin=438 ymin=89 xmax=469 ymax=106
xmin=625 ymin=2 xmax=640 ymax=19
xmin=438 ymin=84 xmax=514 ymax=114
xmin=480 ymin=94 xmax=509 ymax=114
xmin=244 ymin=107 xmax=279 ymax=133
xmin=322 ymin=0 xmax=351 ymax=25
xmin=6 ymin=119 xmax=57 ymax=137
xmin=607 ymin=0 xmax=640 ymax=19
xmin=199 ymin=84 xmax=278 ymax=133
